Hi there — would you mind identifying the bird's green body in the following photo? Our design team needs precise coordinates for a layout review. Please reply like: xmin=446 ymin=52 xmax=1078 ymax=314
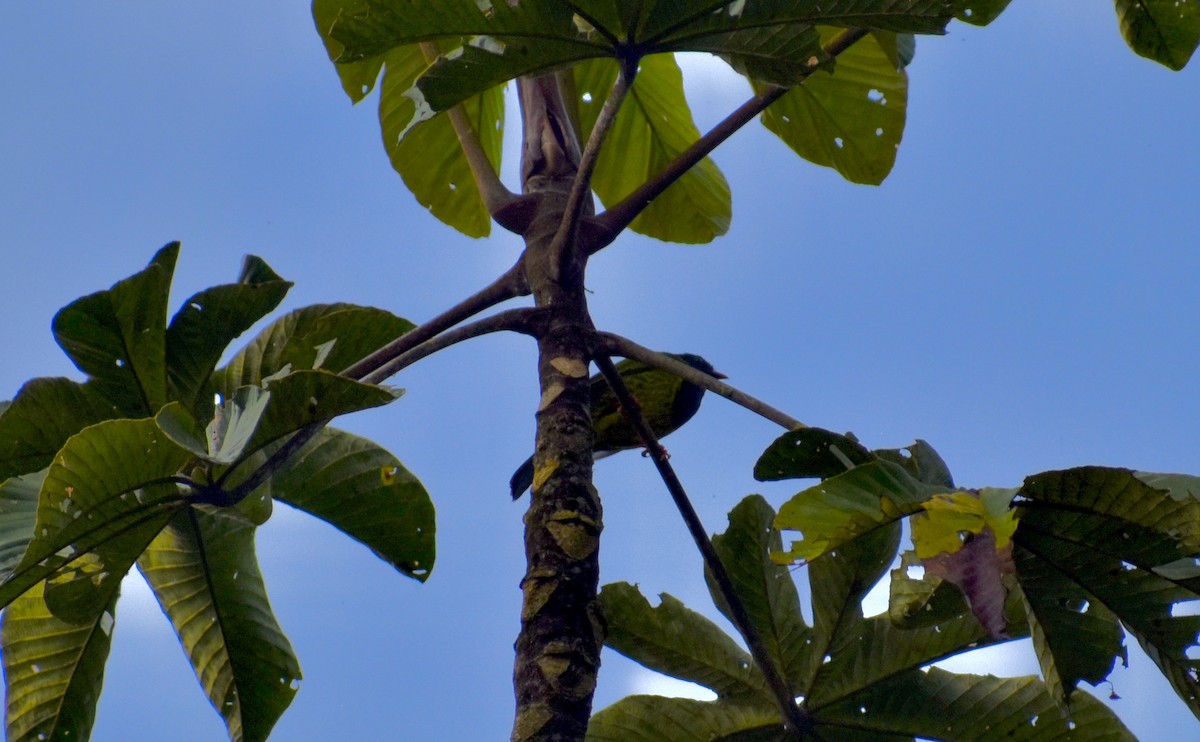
xmin=510 ymin=353 xmax=722 ymax=498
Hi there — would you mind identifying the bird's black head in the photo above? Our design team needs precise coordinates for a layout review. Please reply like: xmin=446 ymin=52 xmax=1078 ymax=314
xmin=673 ymin=353 xmax=726 ymax=380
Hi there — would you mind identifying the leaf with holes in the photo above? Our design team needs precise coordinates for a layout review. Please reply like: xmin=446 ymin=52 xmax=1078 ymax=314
xmin=138 ymin=508 xmax=300 ymax=742
xmin=1115 ymin=0 xmax=1199 ymax=70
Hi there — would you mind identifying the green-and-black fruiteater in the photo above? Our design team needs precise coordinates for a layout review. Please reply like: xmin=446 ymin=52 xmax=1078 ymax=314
xmin=509 ymin=353 xmax=724 ymax=498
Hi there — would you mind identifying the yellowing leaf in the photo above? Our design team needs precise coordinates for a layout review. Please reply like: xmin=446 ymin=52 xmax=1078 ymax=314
xmin=912 ymin=488 xmax=1018 ymax=559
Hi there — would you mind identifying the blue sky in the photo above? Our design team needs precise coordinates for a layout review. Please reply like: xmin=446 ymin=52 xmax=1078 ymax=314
xmin=2 ymin=3 xmax=1198 ymax=741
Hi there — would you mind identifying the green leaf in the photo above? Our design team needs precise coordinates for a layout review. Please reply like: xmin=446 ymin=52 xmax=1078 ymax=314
xmin=138 ymin=508 xmax=300 ymax=742
xmin=270 ymin=427 xmax=434 ymax=580
xmin=598 ymin=582 xmax=769 ymax=701
xmin=0 ymin=378 xmax=119 ymax=481
xmin=1013 ymin=505 xmax=1200 ymax=718
xmin=753 ymin=427 xmax=873 ymax=482
xmin=210 ymin=386 xmax=274 ymax=465
xmin=586 ymin=695 xmax=783 ymax=742
xmin=375 ymin=45 xmax=505 ymax=237
xmin=807 ymin=601 xmax=1026 ymax=708
xmin=1 ymin=582 xmax=117 ymax=742
xmin=0 ymin=472 xmax=42 ymax=581
xmin=887 ymin=550 xmax=971 ymax=629
xmin=773 ymin=460 xmax=948 ymax=562
xmin=51 ymin=243 xmax=177 ymax=416
xmin=1020 ymin=467 xmax=1200 ymax=550
xmin=1013 ymin=543 xmax=1128 ymax=705
xmin=246 ymin=370 xmax=399 ymax=457
xmin=872 ymin=439 xmax=954 ymax=488
xmin=953 ymin=0 xmax=1014 ymax=26
xmin=759 ymin=29 xmax=908 ymax=185
xmin=574 ymin=55 xmax=731 ymax=243
xmin=0 ymin=419 xmax=190 ymax=615
xmin=219 ymin=304 xmax=414 ymax=394
xmin=817 ymin=667 xmax=1135 ymax=740
xmin=706 ymin=496 xmax=811 ymax=692
xmin=803 ymin=523 xmax=900 ymax=694
xmin=165 ymin=255 xmax=291 ymax=413
xmin=1115 ymin=0 xmax=1200 ymax=70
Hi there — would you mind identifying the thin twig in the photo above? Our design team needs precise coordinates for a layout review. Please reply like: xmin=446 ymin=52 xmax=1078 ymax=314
xmin=587 ymin=27 xmax=871 ymax=252
xmin=593 ymin=354 xmax=811 ymax=735
xmin=362 ymin=307 xmax=539 ymax=384
xmin=596 ymin=332 xmax=806 ymax=431
xmin=340 ymin=259 xmax=527 ymax=381
xmin=547 ymin=57 xmax=637 ymax=279
xmin=419 ymin=42 xmax=520 ymax=223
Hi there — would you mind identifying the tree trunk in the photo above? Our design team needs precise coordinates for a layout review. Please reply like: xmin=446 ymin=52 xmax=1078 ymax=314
xmin=510 ymin=74 xmax=603 ymax=742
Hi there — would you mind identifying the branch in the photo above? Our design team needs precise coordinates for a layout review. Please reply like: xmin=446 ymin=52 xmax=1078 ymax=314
xmin=547 ymin=57 xmax=637 ymax=279
xmin=361 ymin=307 xmax=539 ymax=384
xmin=586 ymin=27 xmax=871 ymax=252
xmin=419 ymin=42 xmax=520 ymax=227
xmin=596 ymin=332 xmax=806 ymax=431
xmin=593 ymin=354 xmax=812 ymax=736
xmin=340 ymin=258 xmax=528 ymax=381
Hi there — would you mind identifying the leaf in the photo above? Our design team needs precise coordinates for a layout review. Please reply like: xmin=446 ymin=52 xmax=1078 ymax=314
xmin=887 ymin=550 xmax=971 ymax=629
xmin=872 ymin=439 xmax=954 ymax=488
xmin=598 ymin=582 xmax=769 ymax=701
xmin=705 ymin=496 xmax=811 ymax=692
xmin=1013 ymin=543 xmax=1128 ymax=705
xmin=1 ymin=582 xmax=117 ymax=742
xmin=773 ymin=460 xmax=948 ymax=562
xmin=953 ymin=0 xmax=1014 ymax=26
xmin=51 ymin=243 xmax=177 ymax=416
xmin=218 ymin=304 xmax=414 ymax=394
xmin=803 ymin=523 xmax=901 ymax=694
xmin=574 ymin=56 xmax=731 ymax=243
xmin=922 ymin=527 xmax=1014 ymax=639
xmin=269 ymin=428 xmax=434 ymax=580
xmin=165 ymin=255 xmax=291 ymax=413
xmin=1019 ymin=467 xmax=1200 ymax=550
xmin=245 ymin=370 xmax=399 ymax=457
xmin=209 ymin=386 xmax=273 ymax=465
xmin=138 ymin=508 xmax=300 ymax=742
xmin=1115 ymin=0 xmax=1200 ymax=70
xmin=375 ymin=45 xmax=505 ymax=237
xmin=816 ymin=667 xmax=1135 ymax=740
xmin=0 ymin=418 xmax=190 ymax=616
xmin=586 ymin=695 xmax=783 ymax=742
xmin=1014 ymin=504 xmax=1200 ymax=718
xmin=0 ymin=378 xmax=119 ymax=481
xmin=759 ymin=29 xmax=908 ymax=185
xmin=753 ymin=427 xmax=873 ymax=482
xmin=912 ymin=488 xmax=1019 ymax=559
xmin=0 ymin=472 xmax=42 ymax=581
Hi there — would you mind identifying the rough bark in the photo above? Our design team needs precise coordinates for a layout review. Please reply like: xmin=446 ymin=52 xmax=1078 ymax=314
xmin=510 ymin=73 xmax=604 ymax=742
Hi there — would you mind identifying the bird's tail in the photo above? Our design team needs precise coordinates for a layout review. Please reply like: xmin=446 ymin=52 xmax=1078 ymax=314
xmin=510 ymin=456 xmax=535 ymax=500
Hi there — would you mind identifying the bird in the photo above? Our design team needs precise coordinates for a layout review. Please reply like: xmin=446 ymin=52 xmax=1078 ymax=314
xmin=510 ymin=353 xmax=724 ymax=499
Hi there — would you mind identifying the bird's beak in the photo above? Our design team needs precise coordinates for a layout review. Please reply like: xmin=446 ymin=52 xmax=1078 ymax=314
xmin=712 ymin=370 xmax=728 ymax=380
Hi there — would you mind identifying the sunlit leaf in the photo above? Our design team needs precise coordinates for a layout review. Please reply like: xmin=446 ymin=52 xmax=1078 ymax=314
xmin=1115 ymin=0 xmax=1199 ymax=70
xmin=270 ymin=428 xmax=434 ymax=580
xmin=375 ymin=45 xmax=505 ymax=237
xmin=759 ymin=29 xmax=908 ymax=185
xmin=51 ymin=243 xmax=177 ymax=416
xmin=1 ymin=582 xmax=117 ymax=742
xmin=0 ymin=419 xmax=189 ymax=616
xmin=139 ymin=508 xmax=300 ymax=742
xmin=774 ymin=460 xmax=948 ymax=562
xmin=598 ymin=582 xmax=769 ymax=701
xmin=574 ymin=56 xmax=731 ymax=243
